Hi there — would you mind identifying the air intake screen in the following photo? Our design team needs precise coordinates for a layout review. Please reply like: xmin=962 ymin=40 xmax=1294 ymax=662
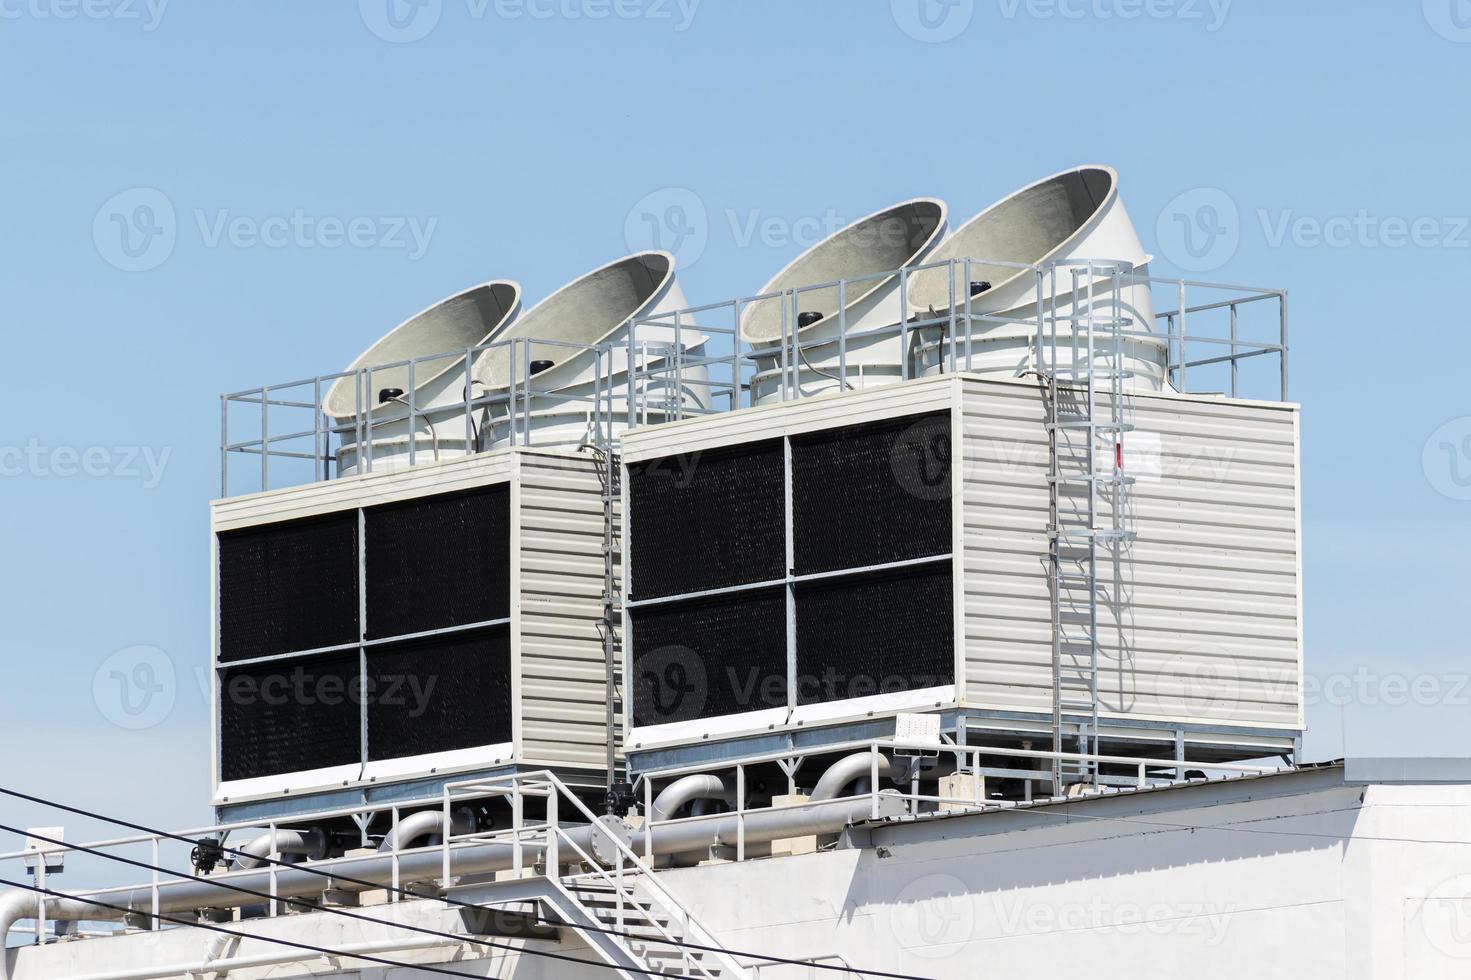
xmin=219 ymin=651 xmax=362 ymax=782
xmin=365 ymin=486 xmax=511 ymax=640
xmin=795 ymin=564 xmax=952 ymax=706
xmin=629 ymin=587 xmax=787 ymax=728
xmin=366 ymin=627 xmax=512 ymax=761
xmin=792 ymin=412 xmax=951 ymax=575
xmin=628 ymin=440 xmax=785 ymax=601
xmin=217 ymin=512 xmax=359 ymax=663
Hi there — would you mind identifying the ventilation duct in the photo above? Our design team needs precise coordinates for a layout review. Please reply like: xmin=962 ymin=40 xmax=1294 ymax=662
xmin=907 ymin=165 xmax=1170 ymax=390
xmin=739 ymin=199 xmax=948 ymax=405
xmin=323 ymin=281 xmax=521 ymax=476
xmin=477 ymin=250 xmax=710 ymax=449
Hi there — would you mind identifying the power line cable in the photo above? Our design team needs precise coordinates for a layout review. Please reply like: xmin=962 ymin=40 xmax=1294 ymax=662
xmin=0 ymin=785 xmax=934 ymax=980
xmin=0 ymin=875 xmax=616 ymax=980
xmin=0 ymin=823 xmax=667 ymax=979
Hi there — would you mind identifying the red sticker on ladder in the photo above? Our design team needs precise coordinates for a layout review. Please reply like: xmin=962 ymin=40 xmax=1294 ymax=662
xmin=1116 ymin=442 xmax=1123 ymax=470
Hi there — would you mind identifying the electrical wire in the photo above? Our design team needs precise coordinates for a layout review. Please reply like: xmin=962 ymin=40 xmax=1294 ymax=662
xmin=0 ymin=875 xmax=569 ymax=980
xmin=0 ymin=823 xmax=645 ymax=978
xmin=0 ymin=786 xmax=936 ymax=980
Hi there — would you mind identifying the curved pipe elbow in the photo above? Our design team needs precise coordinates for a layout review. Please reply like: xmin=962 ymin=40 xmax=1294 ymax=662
xmin=809 ymin=751 xmax=907 ymax=802
xmin=650 ymin=774 xmax=736 ymax=824
xmin=379 ymin=807 xmax=477 ymax=853
xmin=230 ymin=828 xmax=328 ymax=871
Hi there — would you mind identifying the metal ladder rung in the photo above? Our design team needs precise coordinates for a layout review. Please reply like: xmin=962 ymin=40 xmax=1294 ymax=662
xmin=1048 ymin=419 xmax=1134 ymax=432
xmin=1050 ymin=473 xmax=1137 ymax=486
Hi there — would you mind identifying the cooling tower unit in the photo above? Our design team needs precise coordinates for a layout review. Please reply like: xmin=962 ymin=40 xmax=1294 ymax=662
xmin=209 ymin=447 xmax=614 ymax=820
xmin=323 ymin=280 xmax=521 ymax=476
xmin=739 ymin=199 xmax=948 ymax=405
xmin=477 ymin=250 xmax=711 ymax=449
xmin=908 ymin=165 xmax=1170 ymax=389
xmin=621 ymin=373 xmax=1302 ymax=774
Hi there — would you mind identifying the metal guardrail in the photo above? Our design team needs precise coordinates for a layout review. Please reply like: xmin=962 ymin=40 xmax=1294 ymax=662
xmin=0 ymin=744 xmax=1276 ymax=947
xmin=220 ymin=336 xmax=613 ymax=497
xmin=625 ymin=256 xmax=1289 ymax=424
xmin=217 ymin=256 xmax=1287 ymax=499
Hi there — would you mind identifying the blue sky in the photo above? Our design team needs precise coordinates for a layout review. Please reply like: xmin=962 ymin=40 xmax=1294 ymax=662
xmin=1 ymin=1 xmax=1469 ymax=866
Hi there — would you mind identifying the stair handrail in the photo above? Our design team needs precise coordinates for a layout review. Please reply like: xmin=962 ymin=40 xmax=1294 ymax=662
xmin=446 ymin=770 xmax=749 ymax=979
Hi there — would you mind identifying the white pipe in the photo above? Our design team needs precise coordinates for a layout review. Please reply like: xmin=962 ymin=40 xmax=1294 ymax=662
xmin=50 ymin=933 xmax=462 ymax=980
xmin=229 ymin=828 xmax=326 ymax=871
xmin=1 ymin=891 xmax=122 ymax=980
xmin=649 ymin=774 xmax=735 ymax=823
xmin=809 ymin=752 xmax=907 ymax=802
xmin=378 ymin=808 xmax=476 ymax=853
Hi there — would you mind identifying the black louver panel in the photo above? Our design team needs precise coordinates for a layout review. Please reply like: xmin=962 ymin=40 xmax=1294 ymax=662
xmin=365 ymin=486 xmax=511 ymax=640
xmin=219 ymin=651 xmax=362 ymax=782
xmin=628 ymin=440 xmax=786 ymax=601
xmin=217 ymin=512 xmax=359 ymax=663
xmin=795 ymin=564 xmax=953 ymax=706
xmin=366 ymin=627 xmax=512 ymax=761
xmin=791 ymin=412 xmax=951 ymax=575
xmin=629 ymin=587 xmax=787 ymax=727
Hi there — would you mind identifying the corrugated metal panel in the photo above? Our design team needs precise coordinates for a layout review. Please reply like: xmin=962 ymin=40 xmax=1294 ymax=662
xmin=515 ymin=451 xmax=617 ymax=769
xmin=618 ymin=375 xmax=957 ymax=463
xmin=959 ymin=376 xmax=1302 ymax=731
xmin=211 ymin=451 xmax=516 ymax=532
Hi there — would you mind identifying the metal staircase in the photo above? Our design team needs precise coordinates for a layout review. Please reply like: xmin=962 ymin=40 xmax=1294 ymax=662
xmin=1040 ymin=261 xmax=1138 ymax=792
xmin=447 ymin=772 xmax=750 ymax=979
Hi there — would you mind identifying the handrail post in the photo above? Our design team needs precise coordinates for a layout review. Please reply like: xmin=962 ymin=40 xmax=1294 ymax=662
xmin=511 ymin=787 xmax=523 ymax=878
xmin=736 ymin=764 xmax=746 ymax=862
xmin=259 ymin=384 xmax=269 ymax=491
xmin=1177 ymin=280 xmax=1188 ymax=393
xmin=899 ymin=269 xmax=910 ymax=380
xmin=464 ymin=347 xmax=475 ymax=454
xmin=546 ymin=789 xmax=559 ymax=876
xmin=407 ymin=358 xmax=417 ymax=466
xmin=220 ymin=394 xmax=229 ymax=496
xmin=730 ymin=299 xmax=744 ymax=411
xmin=441 ymin=790 xmax=451 ymax=889
xmin=837 ymin=279 xmax=847 ymax=392
xmin=1229 ymin=302 xmax=1239 ymax=398
xmin=1279 ymin=289 xmax=1290 ymax=400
